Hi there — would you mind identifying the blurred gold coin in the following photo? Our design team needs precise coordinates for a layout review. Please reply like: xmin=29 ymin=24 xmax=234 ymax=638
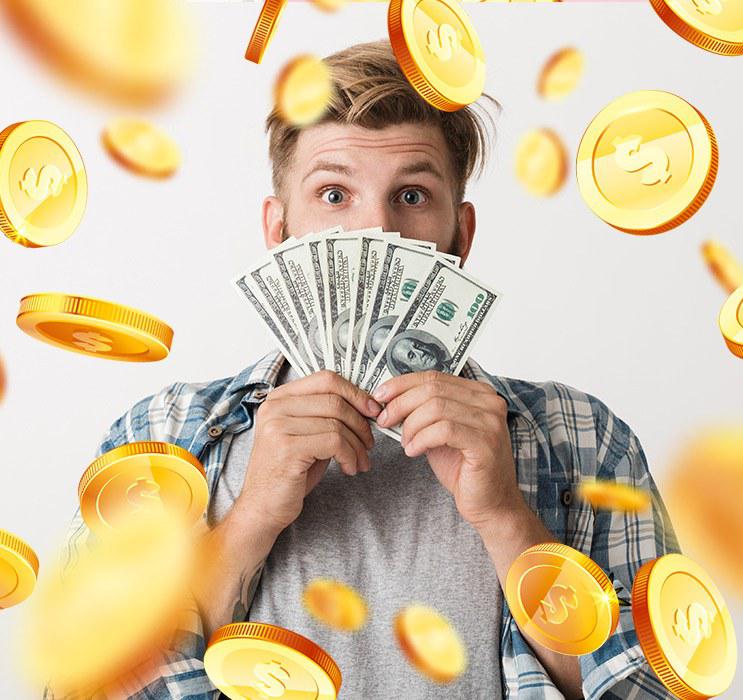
xmin=719 ymin=284 xmax=743 ymax=357
xmin=274 ymin=55 xmax=333 ymax=127
xmin=650 ymin=0 xmax=743 ymax=56
xmin=311 ymin=0 xmax=345 ymax=11
xmin=388 ymin=0 xmax=486 ymax=111
xmin=515 ymin=128 xmax=567 ymax=196
xmin=702 ymin=240 xmax=743 ymax=294
xmin=1 ymin=0 xmax=194 ymax=105
xmin=537 ymin=47 xmax=584 ymax=100
xmin=22 ymin=513 xmax=193 ymax=694
xmin=394 ymin=605 xmax=467 ymax=683
xmin=0 ymin=352 xmax=6 ymax=404
xmin=16 ymin=292 xmax=173 ymax=362
xmin=78 ymin=442 xmax=208 ymax=536
xmin=577 ymin=90 xmax=717 ymax=234
xmin=0 ymin=529 xmax=38 ymax=609
xmin=205 ymin=622 xmax=341 ymax=700
xmin=505 ymin=542 xmax=619 ymax=655
xmin=102 ymin=118 xmax=180 ymax=179
xmin=0 ymin=120 xmax=87 ymax=248
xmin=665 ymin=428 xmax=743 ymax=594
xmin=303 ymin=579 xmax=368 ymax=632
xmin=577 ymin=479 xmax=651 ymax=513
xmin=632 ymin=554 xmax=737 ymax=699
xmin=245 ymin=0 xmax=287 ymax=64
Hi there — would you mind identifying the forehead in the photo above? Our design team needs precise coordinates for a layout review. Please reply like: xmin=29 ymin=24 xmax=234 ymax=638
xmin=293 ymin=121 xmax=452 ymax=175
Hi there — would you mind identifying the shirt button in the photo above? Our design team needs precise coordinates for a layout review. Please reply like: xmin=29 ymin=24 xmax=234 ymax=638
xmin=208 ymin=425 xmax=223 ymax=438
xmin=560 ymin=488 xmax=573 ymax=507
xmin=253 ymin=390 xmax=268 ymax=400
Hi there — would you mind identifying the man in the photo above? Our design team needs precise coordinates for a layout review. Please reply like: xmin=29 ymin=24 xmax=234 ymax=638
xmin=50 ymin=39 xmax=679 ymax=699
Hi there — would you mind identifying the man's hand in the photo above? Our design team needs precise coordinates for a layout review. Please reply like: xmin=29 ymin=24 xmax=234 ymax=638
xmin=373 ymin=370 xmax=522 ymax=530
xmin=238 ymin=370 xmax=382 ymax=537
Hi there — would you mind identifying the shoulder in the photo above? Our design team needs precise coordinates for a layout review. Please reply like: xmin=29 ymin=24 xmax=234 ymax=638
xmin=475 ymin=365 xmax=640 ymax=480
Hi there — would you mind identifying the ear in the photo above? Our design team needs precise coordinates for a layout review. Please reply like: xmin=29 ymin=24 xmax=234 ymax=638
xmin=262 ymin=195 xmax=286 ymax=250
xmin=455 ymin=201 xmax=476 ymax=265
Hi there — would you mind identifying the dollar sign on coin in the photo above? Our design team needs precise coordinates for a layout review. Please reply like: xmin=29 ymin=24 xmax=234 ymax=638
xmin=126 ymin=477 xmax=164 ymax=514
xmin=0 ymin=121 xmax=87 ymax=248
xmin=505 ymin=543 xmax=619 ymax=655
xmin=577 ymin=91 xmax=717 ymax=234
xmin=632 ymin=553 xmax=737 ymax=699
xmin=71 ymin=330 xmax=114 ymax=353
xmin=247 ymin=660 xmax=290 ymax=698
xmin=650 ymin=0 xmax=743 ymax=55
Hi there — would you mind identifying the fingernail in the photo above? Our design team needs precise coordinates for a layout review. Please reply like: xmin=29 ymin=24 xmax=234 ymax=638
xmin=372 ymin=386 xmax=388 ymax=403
xmin=377 ymin=408 xmax=388 ymax=426
xmin=367 ymin=398 xmax=382 ymax=415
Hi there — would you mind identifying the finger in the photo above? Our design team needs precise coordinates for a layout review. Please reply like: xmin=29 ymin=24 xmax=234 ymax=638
xmin=267 ymin=370 xmax=382 ymax=418
xmin=405 ymin=420 xmax=483 ymax=458
xmin=399 ymin=398 xmax=491 ymax=447
xmin=267 ymin=394 xmax=374 ymax=449
xmin=283 ymin=417 xmax=368 ymax=475
xmin=372 ymin=370 xmax=494 ymax=405
xmin=377 ymin=378 xmax=494 ymax=429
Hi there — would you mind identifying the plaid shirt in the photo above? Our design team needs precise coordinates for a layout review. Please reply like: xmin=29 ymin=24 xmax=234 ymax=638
xmin=46 ymin=349 xmax=679 ymax=700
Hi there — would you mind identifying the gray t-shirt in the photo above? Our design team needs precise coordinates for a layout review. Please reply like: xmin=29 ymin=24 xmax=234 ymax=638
xmin=212 ymin=362 xmax=503 ymax=699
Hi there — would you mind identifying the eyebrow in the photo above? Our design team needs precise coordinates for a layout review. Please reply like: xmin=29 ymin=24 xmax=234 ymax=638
xmin=301 ymin=158 xmax=445 ymax=184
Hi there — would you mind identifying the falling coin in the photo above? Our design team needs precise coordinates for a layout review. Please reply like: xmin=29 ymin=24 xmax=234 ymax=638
xmin=102 ymin=118 xmax=180 ymax=179
xmin=577 ymin=479 xmax=651 ymax=513
xmin=274 ymin=55 xmax=333 ymax=127
xmin=78 ymin=442 xmax=208 ymax=535
xmin=719 ymin=284 xmax=743 ymax=358
xmin=702 ymin=240 xmax=743 ymax=295
xmin=537 ymin=47 xmax=584 ymax=100
xmin=515 ymin=128 xmax=567 ymax=196
xmin=245 ymin=0 xmax=287 ymax=64
xmin=205 ymin=622 xmax=341 ymax=700
xmin=16 ymin=292 xmax=173 ymax=362
xmin=0 ymin=120 xmax=87 ymax=248
xmin=0 ymin=529 xmax=38 ymax=609
xmin=303 ymin=579 xmax=368 ymax=632
xmin=394 ymin=605 xmax=467 ymax=683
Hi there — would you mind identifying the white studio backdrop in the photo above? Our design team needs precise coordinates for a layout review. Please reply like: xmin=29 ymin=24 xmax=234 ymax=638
xmin=0 ymin=2 xmax=740 ymax=697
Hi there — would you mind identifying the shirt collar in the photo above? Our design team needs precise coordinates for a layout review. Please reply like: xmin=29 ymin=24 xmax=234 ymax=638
xmin=225 ymin=349 xmax=520 ymax=416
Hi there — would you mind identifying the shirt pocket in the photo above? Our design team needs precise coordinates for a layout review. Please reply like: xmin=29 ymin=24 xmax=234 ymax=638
xmin=537 ymin=481 xmax=595 ymax=552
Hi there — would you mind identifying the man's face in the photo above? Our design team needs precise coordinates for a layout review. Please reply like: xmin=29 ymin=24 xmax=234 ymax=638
xmin=263 ymin=122 xmax=476 ymax=260
xmin=391 ymin=337 xmax=439 ymax=373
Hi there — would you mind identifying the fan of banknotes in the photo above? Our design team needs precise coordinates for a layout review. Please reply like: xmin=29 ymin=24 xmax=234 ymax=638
xmin=232 ymin=227 xmax=501 ymax=440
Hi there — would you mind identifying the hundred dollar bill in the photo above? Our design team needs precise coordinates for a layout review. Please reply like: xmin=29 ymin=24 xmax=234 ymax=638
xmin=271 ymin=235 xmax=330 ymax=370
xmin=362 ymin=260 xmax=501 ymax=440
xmin=323 ymin=227 xmax=382 ymax=378
xmin=350 ymin=240 xmax=442 ymax=387
xmin=232 ymin=275 xmax=308 ymax=376
xmin=235 ymin=239 xmax=315 ymax=374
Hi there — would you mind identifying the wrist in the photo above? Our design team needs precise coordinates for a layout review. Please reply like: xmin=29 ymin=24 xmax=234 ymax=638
xmin=470 ymin=493 xmax=534 ymax=542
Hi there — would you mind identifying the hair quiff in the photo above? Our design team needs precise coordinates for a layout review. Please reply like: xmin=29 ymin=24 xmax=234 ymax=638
xmin=265 ymin=38 xmax=501 ymax=205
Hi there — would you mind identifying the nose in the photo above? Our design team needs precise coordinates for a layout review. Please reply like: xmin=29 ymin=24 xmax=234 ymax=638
xmin=353 ymin=196 xmax=397 ymax=234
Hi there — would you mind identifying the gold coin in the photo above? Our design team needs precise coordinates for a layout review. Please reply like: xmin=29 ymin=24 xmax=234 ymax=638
xmin=78 ymin=442 xmax=208 ymax=535
xmin=664 ymin=428 xmax=743 ymax=594
xmin=719 ymin=284 xmax=743 ymax=357
xmin=505 ymin=542 xmax=619 ymax=655
xmin=394 ymin=605 xmax=467 ymax=683
xmin=102 ymin=118 xmax=180 ymax=179
xmin=515 ymin=128 xmax=567 ymax=196
xmin=303 ymin=579 xmax=368 ymax=632
xmin=649 ymin=0 xmax=743 ymax=56
xmin=0 ymin=529 xmax=38 ymax=608
xmin=388 ymin=0 xmax=486 ymax=111
xmin=2 ymin=0 xmax=194 ymax=105
xmin=702 ymin=240 xmax=743 ymax=295
xmin=576 ymin=90 xmax=718 ymax=234
xmin=0 ymin=120 xmax=87 ymax=248
xmin=245 ymin=0 xmax=287 ymax=64
xmin=274 ymin=55 xmax=333 ymax=127
xmin=16 ymin=292 xmax=173 ymax=362
xmin=537 ymin=47 xmax=584 ymax=100
xmin=310 ymin=0 xmax=345 ymax=11
xmin=632 ymin=554 xmax=737 ymax=699
xmin=205 ymin=622 xmax=341 ymax=700
xmin=577 ymin=479 xmax=651 ymax=513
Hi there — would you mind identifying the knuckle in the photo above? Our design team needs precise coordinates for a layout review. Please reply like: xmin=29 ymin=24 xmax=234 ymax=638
xmin=328 ymin=393 xmax=345 ymax=413
xmin=431 ymin=396 xmax=448 ymax=416
xmin=325 ymin=417 xmax=342 ymax=433
xmin=423 ymin=370 xmax=439 ymax=385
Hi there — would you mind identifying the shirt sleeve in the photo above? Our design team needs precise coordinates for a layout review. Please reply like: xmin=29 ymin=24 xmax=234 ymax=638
xmin=42 ymin=393 xmax=223 ymax=700
xmin=501 ymin=397 xmax=681 ymax=699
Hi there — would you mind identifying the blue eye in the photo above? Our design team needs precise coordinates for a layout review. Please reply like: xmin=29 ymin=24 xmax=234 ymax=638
xmin=398 ymin=189 xmax=427 ymax=205
xmin=320 ymin=188 xmax=345 ymax=205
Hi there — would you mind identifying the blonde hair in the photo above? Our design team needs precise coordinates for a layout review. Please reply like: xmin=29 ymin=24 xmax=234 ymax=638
xmin=265 ymin=38 xmax=501 ymax=205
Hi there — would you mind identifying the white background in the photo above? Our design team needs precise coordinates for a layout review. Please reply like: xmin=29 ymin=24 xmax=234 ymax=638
xmin=0 ymin=1 xmax=740 ymax=697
